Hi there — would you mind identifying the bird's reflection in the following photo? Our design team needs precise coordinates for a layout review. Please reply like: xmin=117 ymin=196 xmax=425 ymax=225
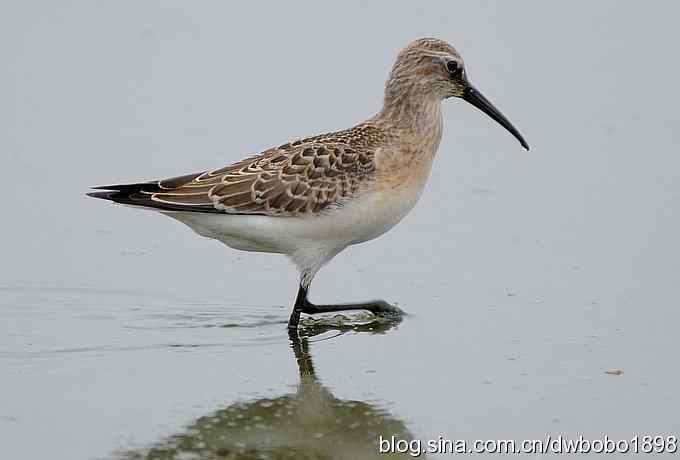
xmin=123 ymin=316 xmax=422 ymax=459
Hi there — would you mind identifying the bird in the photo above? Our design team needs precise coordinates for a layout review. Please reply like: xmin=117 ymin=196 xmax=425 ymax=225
xmin=88 ymin=38 xmax=528 ymax=330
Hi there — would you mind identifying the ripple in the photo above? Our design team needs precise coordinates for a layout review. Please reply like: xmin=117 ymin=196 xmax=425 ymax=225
xmin=124 ymin=304 xmax=290 ymax=330
xmin=0 ymin=285 xmax=404 ymax=360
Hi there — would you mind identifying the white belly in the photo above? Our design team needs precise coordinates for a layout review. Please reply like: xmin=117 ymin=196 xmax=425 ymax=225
xmin=163 ymin=183 xmax=424 ymax=255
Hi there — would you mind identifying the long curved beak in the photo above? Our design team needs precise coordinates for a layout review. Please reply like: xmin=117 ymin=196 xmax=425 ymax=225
xmin=462 ymin=86 xmax=529 ymax=151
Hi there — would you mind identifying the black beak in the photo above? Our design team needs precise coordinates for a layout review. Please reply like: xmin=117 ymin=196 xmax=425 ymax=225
xmin=462 ymin=86 xmax=529 ymax=150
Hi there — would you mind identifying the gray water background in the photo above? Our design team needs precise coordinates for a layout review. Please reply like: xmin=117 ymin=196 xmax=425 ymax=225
xmin=1 ymin=1 xmax=679 ymax=458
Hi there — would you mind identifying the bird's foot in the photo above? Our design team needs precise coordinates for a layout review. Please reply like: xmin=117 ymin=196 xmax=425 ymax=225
xmin=288 ymin=299 xmax=403 ymax=330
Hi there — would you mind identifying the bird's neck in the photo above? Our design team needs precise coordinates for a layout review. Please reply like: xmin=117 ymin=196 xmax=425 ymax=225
xmin=374 ymin=86 xmax=443 ymax=154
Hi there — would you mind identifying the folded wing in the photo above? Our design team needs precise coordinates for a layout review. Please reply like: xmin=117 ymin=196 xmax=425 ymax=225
xmin=89 ymin=125 xmax=383 ymax=216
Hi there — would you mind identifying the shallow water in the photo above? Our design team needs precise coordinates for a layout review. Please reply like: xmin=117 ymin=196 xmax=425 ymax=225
xmin=3 ymin=279 xmax=679 ymax=459
xmin=2 ymin=1 xmax=680 ymax=459
xmin=1 ymin=287 xmax=418 ymax=459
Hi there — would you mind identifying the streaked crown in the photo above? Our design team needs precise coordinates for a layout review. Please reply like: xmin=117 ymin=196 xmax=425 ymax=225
xmin=385 ymin=38 xmax=466 ymax=102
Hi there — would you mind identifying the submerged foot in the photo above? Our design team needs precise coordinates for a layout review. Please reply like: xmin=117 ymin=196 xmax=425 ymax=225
xmin=355 ymin=300 xmax=404 ymax=319
xmin=303 ymin=300 xmax=402 ymax=317
xmin=287 ymin=285 xmax=404 ymax=330
xmin=287 ymin=299 xmax=403 ymax=330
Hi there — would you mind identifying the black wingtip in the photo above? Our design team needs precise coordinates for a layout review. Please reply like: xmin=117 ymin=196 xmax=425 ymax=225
xmin=91 ymin=182 xmax=157 ymax=192
xmin=87 ymin=190 xmax=120 ymax=200
xmin=87 ymin=181 xmax=161 ymax=203
xmin=86 ymin=182 xmax=223 ymax=214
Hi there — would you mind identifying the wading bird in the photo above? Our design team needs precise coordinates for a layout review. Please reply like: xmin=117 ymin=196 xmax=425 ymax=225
xmin=89 ymin=38 xmax=528 ymax=330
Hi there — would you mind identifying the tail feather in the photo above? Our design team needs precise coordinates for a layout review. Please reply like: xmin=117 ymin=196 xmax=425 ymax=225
xmin=87 ymin=179 xmax=222 ymax=214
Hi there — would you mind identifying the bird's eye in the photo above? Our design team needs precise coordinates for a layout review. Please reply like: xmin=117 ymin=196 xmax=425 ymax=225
xmin=446 ymin=60 xmax=459 ymax=75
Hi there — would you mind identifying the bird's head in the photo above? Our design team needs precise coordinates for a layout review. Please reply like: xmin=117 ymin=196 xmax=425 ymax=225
xmin=385 ymin=38 xmax=529 ymax=150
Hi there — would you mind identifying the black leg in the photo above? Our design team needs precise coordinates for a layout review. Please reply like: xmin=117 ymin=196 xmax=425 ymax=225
xmin=287 ymin=284 xmax=308 ymax=330
xmin=287 ymin=284 xmax=402 ymax=330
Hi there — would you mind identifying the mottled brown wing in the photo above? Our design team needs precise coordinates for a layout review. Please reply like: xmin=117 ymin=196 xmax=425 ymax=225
xmin=150 ymin=140 xmax=376 ymax=216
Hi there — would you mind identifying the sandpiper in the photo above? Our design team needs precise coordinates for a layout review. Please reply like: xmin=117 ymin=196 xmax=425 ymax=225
xmin=89 ymin=38 xmax=528 ymax=330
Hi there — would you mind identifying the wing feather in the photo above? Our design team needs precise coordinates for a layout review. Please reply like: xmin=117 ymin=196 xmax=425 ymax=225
xmin=90 ymin=123 xmax=387 ymax=216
